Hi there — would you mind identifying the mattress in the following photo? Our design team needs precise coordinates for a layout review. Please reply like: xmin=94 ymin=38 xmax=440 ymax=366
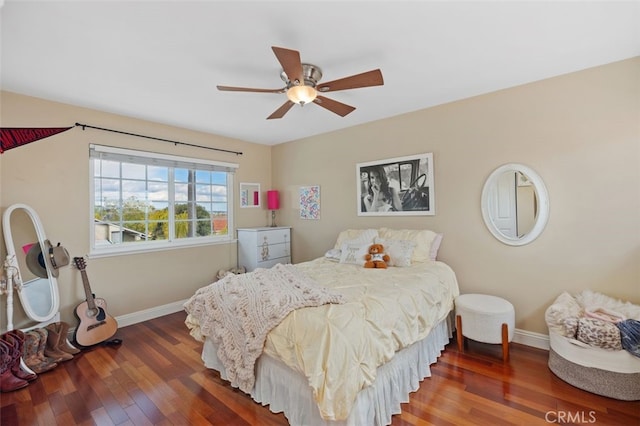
xmin=202 ymin=313 xmax=454 ymax=426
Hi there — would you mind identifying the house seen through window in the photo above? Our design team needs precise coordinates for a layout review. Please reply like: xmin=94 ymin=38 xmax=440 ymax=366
xmin=90 ymin=144 xmax=237 ymax=255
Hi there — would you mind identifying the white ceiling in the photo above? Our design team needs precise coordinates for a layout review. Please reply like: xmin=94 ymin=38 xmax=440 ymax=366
xmin=1 ymin=1 xmax=639 ymax=146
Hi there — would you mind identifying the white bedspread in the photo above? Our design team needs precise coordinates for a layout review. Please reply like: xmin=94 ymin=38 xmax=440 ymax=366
xmin=186 ymin=258 xmax=458 ymax=421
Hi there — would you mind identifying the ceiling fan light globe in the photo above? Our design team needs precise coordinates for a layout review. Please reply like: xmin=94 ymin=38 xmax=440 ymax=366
xmin=287 ymin=85 xmax=317 ymax=105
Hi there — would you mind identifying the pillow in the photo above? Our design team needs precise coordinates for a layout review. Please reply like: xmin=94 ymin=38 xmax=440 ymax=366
xmin=618 ymin=319 xmax=640 ymax=358
xmin=576 ymin=317 xmax=622 ymax=350
xmin=561 ymin=317 xmax=580 ymax=338
xmin=324 ymin=248 xmax=342 ymax=262
xmin=339 ymin=242 xmax=370 ymax=266
xmin=544 ymin=292 xmax=584 ymax=338
xmin=374 ymin=237 xmax=415 ymax=267
xmin=333 ymin=229 xmax=378 ymax=250
xmin=429 ymin=233 xmax=443 ymax=261
xmin=377 ymin=228 xmax=440 ymax=263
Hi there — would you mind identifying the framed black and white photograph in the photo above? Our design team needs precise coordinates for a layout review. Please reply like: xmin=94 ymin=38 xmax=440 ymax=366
xmin=357 ymin=153 xmax=434 ymax=216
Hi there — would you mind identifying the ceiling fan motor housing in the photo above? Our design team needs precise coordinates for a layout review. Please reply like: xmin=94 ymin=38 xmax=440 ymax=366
xmin=280 ymin=64 xmax=323 ymax=89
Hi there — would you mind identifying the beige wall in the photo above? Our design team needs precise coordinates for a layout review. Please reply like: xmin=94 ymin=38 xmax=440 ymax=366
xmin=0 ymin=92 xmax=273 ymax=330
xmin=2 ymin=58 xmax=638 ymax=336
xmin=272 ymin=58 xmax=640 ymax=334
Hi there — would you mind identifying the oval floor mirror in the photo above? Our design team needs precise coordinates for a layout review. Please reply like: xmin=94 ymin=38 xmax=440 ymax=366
xmin=2 ymin=203 xmax=61 ymax=328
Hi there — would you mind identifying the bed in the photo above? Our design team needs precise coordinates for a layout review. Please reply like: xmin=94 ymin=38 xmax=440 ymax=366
xmin=184 ymin=228 xmax=459 ymax=425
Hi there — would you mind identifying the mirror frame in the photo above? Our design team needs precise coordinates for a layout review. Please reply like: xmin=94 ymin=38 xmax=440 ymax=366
xmin=481 ymin=163 xmax=549 ymax=246
xmin=240 ymin=183 xmax=261 ymax=208
xmin=2 ymin=203 xmax=61 ymax=324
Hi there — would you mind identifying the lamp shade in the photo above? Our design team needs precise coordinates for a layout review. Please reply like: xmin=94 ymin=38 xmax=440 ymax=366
xmin=267 ymin=190 xmax=280 ymax=210
xmin=286 ymin=85 xmax=317 ymax=105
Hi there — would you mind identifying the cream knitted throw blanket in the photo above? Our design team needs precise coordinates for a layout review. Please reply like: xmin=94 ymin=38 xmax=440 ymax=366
xmin=184 ymin=263 xmax=345 ymax=393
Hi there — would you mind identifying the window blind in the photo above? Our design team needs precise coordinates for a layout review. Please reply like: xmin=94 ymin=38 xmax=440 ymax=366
xmin=90 ymin=144 xmax=238 ymax=173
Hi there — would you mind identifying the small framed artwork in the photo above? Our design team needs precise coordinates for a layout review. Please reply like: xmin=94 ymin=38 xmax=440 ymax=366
xmin=299 ymin=185 xmax=320 ymax=220
xmin=239 ymin=182 xmax=261 ymax=208
xmin=356 ymin=153 xmax=434 ymax=216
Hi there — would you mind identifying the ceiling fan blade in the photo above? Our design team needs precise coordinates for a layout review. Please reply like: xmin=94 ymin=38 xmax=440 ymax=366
xmin=267 ymin=101 xmax=295 ymax=120
xmin=272 ymin=46 xmax=303 ymax=84
xmin=312 ymin=96 xmax=356 ymax=117
xmin=316 ymin=69 xmax=384 ymax=93
xmin=217 ymin=85 xmax=285 ymax=94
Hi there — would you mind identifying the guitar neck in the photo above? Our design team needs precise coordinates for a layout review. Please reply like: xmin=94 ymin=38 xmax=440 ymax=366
xmin=79 ymin=269 xmax=97 ymax=311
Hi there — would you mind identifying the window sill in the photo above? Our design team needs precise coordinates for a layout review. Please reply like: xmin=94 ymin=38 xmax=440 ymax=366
xmin=88 ymin=237 xmax=237 ymax=259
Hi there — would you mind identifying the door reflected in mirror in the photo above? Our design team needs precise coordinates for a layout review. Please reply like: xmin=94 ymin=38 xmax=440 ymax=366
xmin=481 ymin=164 xmax=549 ymax=246
xmin=487 ymin=171 xmax=537 ymax=238
xmin=240 ymin=183 xmax=261 ymax=208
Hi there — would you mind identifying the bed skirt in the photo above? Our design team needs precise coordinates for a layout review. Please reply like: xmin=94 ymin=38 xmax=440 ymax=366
xmin=202 ymin=313 xmax=454 ymax=425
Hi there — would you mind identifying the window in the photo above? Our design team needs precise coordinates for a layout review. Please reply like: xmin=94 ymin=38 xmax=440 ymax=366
xmin=89 ymin=144 xmax=237 ymax=256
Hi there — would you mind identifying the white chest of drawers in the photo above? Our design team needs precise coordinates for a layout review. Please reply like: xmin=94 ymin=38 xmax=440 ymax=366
xmin=237 ymin=227 xmax=291 ymax=272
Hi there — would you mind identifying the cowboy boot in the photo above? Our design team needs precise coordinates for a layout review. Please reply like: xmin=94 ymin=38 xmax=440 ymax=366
xmin=2 ymin=331 xmax=37 ymax=382
xmin=5 ymin=331 xmax=37 ymax=381
xmin=22 ymin=330 xmax=43 ymax=372
xmin=0 ymin=340 xmax=29 ymax=392
xmin=44 ymin=325 xmax=73 ymax=362
xmin=23 ymin=330 xmax=57 ymax=374
xmin=55 ymin=322 xmax=80 ymax=355
xmin=34 ymin=329 xmax=61 ymax=369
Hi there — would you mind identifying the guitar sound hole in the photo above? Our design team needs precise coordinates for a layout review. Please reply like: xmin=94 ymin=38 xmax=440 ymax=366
xmin=87 ymin=307 xmax=106 ymax=321
xmin=96 ymin=308 xmax=106 ymax=321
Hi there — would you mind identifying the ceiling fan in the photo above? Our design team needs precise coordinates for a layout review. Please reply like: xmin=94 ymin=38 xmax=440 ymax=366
xmin=217 ymin=46 xmax=384 ymax=120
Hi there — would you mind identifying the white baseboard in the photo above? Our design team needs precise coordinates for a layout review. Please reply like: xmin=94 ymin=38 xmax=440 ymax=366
xmin=115 ymin=299 xmax=189 ymax=328
xmin=513 ymin=328 xmax=550 ymax=350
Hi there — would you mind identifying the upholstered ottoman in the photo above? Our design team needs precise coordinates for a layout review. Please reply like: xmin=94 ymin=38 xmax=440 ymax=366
xmin=455 ymin=294 xmax=515 ymax=361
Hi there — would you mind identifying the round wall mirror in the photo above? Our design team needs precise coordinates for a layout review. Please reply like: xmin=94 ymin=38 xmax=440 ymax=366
xmin=481 ymin=163 xmax=549 ymax=246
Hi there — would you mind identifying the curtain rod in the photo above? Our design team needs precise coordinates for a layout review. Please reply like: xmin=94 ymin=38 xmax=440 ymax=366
xmin=75 ymin=122 xmax=243 ymax=156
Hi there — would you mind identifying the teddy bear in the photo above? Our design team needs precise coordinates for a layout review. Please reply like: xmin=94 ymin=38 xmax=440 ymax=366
xmin=364 ymin=243 xmax=390 ymax=269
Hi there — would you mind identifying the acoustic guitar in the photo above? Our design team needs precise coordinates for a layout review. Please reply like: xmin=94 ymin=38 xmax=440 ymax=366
xmin=73 ymin=257 xmax=118 ymax=347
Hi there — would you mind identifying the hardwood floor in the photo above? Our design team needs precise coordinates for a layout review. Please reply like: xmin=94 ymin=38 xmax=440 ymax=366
xmin=2 ymin=312 xmax=638 ymax=425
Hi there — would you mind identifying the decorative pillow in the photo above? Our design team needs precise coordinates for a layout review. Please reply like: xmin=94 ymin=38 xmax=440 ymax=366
xmin=545 ymin=292 xmax=584 ymax=338
xmin=377 ymin=228 xmax=439 ymax=263
xmin=618 ymin=319 xmax=640 ymax=358
xmin=324 ymin=248 xmax=342 ymax=262
xmin=429 ymin=233 xmax=443 ymax=261
xmin=576 ymin=317 xmax=622 ymax=350
xmin=338 ymin=242 xmax=370 ymax=266
xmin=333 ymin=229 xmax=379 ymax=250
xmin=561 ymin=317 xmax=580 ymax=338
xmin=374 ymin=237 xmax=415 ymax=267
